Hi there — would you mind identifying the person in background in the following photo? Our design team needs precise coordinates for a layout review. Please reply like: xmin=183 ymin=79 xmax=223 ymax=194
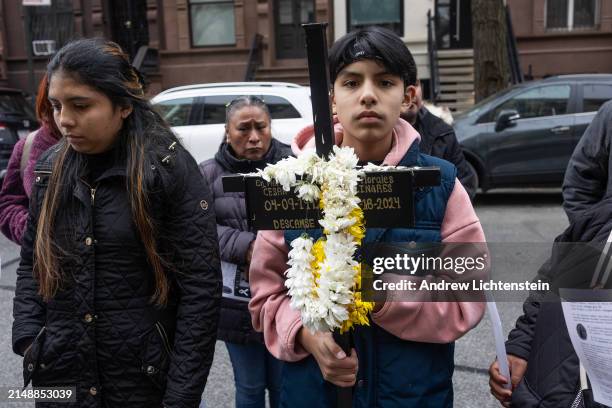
xmin=199 ymin=95 xmax=292 ymax=408
xmin=0 ymin=74 xmax=61 ymax=245
xmin=12 ymin=38 xmax=221 ymax=407
xmin=562 ymin=100 xmax=612 ymax=222
xmin=400 ymin=81 xmax=477 ymax=200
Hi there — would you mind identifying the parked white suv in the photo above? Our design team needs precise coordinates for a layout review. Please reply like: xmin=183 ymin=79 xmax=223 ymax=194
xmin=151 ymin=82 xmax=313 ymax=163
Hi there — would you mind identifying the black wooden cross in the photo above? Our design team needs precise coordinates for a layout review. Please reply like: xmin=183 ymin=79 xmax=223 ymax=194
xmin=223 ymin=23 xmax=440 ymax=408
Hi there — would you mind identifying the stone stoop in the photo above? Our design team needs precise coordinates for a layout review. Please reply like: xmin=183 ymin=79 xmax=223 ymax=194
xmin=436 ymin=49 xmax=475 ymax=113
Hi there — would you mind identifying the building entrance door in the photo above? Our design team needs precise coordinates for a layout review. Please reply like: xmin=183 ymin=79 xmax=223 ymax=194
xmin=107 ymin=0 xmax=149 ymax=60
xmin=275 ymin=0 xmax=315 ymax=59
xmin=435 ymin=0 xmax=472 ymax=49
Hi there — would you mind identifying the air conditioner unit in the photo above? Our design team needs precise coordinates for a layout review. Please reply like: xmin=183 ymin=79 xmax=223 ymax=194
xmin=32 ymin=40 xmax=56 ymax=56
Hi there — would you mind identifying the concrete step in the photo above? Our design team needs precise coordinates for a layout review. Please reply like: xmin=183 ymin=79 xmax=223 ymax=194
xmin=439 ymin=75 xmax=475 ymax=83
xmin=438 ymin=58 xmax=475 ymax=67
xmin=439 ymin=83 xmax=475 ymax=92
xmin=437 ymin=92 xmax=475 ymax=102
xmin=439 ymin=66 xmax=474 ymax=75
xmin=438 ymin=48 xmax=474 ymax=58
xmin=446 ymin=102 xmax=475 ymax=113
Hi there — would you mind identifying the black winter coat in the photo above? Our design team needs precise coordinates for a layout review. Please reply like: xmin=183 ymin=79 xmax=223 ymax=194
xmin=563 ymin=100 xmax=612 ymax=222
xmin=12 ymin=141 xmax=222 ymax=408
xmin=506 ymin=196 xmax=612 ymax=407
xmin=199 ymin=140 xmax=292 ymax=344
xmin=414 ymin=107 xmax=477 ymax=199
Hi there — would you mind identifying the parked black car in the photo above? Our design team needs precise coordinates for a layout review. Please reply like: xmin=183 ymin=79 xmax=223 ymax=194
xmin=0 ymin=88 xmax=38 ymax=180
xmin=454 ymin=74 xmax=612 ymax=191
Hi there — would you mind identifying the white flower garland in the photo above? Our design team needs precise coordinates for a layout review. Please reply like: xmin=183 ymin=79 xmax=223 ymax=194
xmin=254 ymin=146 xmax=395 ymax=332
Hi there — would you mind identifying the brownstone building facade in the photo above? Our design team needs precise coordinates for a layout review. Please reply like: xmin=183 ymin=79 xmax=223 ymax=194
xmin=0 ymin=0 xmax=332 ymax=96
xmin=507 ymin=0 xmax=612 ymax=79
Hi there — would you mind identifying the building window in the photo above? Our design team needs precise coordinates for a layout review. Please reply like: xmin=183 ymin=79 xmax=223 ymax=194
xmin=28 ymin=0 xmax=74 ymax=55
xmin=190 ymin=0 xmax=235 ymax=46
xmin=347 ymin=0 xmax=403 ymax=37
xmin=546 ymin=0 xmax=597 ymax=30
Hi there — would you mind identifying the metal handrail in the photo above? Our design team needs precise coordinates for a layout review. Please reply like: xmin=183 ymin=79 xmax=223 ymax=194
xmin=244 ymin=33 xmax=264 ymax=82
xmin=506 ymin=5 xmax=523 ymax=84
xmin=132 ymin=45 xmax=148 ymax=70
xmin=427 ymin=9 xmax=440 ymax=102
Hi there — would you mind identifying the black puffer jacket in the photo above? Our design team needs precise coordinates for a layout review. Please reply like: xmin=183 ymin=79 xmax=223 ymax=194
xmin=12 ymin=141 xmax=222 ymax=408
xmin=563 ymin=100 xmax=612 ymax=222
xmin=506 ymin=196 xmax=612 ymax=407
xmin=199 ymin=140 xmax=292 ymax=344
xmin=414 ymin=107 xmax=477 ymax=199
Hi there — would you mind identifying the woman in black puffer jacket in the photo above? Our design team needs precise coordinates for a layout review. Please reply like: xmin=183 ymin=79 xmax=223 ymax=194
xmin=199 ymin=96 xmax=293 ymax=408
xmin=12 ymin=38 xmax=221 ymax=408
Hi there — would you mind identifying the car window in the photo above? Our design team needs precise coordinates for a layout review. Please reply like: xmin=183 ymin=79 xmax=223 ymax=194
xmin=155 ymin=97 xmax=196 ymax=127
xmin=260 ymin=95 xmax=301 ymax=119
xmin=199 ymin=94 xmax=302 ymax=125
xmin=582 ymin=84 xmax=612 ymax=113
xmin=202 ymin=95 xmax=232 ymax=125
xmin=483 ymin=85 xmax=571 ymax=122
xmin=0 ymin=93 xmax=35 ymax=119
xmin=157 ymin=93 xmax=304 ymax=127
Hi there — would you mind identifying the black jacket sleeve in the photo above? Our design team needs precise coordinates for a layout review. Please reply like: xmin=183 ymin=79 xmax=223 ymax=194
xmin=12 ymin=172 xmax=46 ymax=356
xmin=504 ymin=257 xmax=552 ymax=360
xmin=419 ymin=108 xmax=477 ymax=199
xmin=441 ymin=130 xmax=477 ymax=200
xmin=562 ymin=101 xmax=612 ymax=222
xmin=161 ymin=148 xmax=222 ymax=408
xmin=198 ymin=161 xmax=254 ymax=265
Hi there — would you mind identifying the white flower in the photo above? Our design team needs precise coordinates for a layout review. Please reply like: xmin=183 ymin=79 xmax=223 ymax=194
xmin=296 ymin=183 xmax=321 ymax=202
xmin=244 ymin=145 xmax=392 ymax=333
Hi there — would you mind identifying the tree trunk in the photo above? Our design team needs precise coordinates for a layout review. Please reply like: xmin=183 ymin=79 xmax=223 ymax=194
xmin=472 ymin=0 xmax=510 ymax=102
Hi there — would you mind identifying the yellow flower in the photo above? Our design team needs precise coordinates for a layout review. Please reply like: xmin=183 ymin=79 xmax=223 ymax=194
xmin=347 ymin=207 xmax=365 ymax=243
xmin=339 ymin=264 xmax=375 ymax=334
xmin=309 ymin=238 xmax=326 ymax=295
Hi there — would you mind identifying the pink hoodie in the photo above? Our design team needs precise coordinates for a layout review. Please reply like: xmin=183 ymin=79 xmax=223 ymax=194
xmin=248 ymin=118 xmax=486 ymax=362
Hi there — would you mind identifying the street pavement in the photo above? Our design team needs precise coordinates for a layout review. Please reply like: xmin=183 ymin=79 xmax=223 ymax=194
xmin=0 ymin=190 xmax=567 ymax=408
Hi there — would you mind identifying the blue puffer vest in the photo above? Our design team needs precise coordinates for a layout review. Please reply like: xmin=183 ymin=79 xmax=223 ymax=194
xmin=282 ymin=141 xmax=457 ymax=408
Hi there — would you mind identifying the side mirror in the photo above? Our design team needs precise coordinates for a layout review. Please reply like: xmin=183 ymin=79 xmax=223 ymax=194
xmin=495 ymin=109 xmax=520 ymax=132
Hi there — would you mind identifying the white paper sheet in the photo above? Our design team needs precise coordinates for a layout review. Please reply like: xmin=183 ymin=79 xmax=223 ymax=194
xmin=560 ymin=288 xmax=612 ymax=407
xmin=221 ymin=261 xmax=251 ymax=302
xmin=486 ymin=292 xmax=511 ymax=389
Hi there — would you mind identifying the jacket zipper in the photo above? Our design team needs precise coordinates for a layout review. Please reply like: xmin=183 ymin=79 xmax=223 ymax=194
xmin=80 ymin=178 xmax=99 ymax=206
xmin=90 ymin=186 xmax=97 ymax=205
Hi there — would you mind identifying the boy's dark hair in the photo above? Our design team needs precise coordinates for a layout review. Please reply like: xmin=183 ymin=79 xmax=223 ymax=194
xmin=329 ymin=26 xmax=417 ymax=88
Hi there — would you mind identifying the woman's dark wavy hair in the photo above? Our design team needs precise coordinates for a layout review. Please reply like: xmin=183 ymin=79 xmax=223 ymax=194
xmin=35 ymin=38 xmax=176 ymax=304
xmin=329 ymin=26 xmax=417 ymax=88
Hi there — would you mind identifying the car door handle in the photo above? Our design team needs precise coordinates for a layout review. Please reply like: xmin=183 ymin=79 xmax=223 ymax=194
xmin=551 ymin=126 xmax=570 ymax=134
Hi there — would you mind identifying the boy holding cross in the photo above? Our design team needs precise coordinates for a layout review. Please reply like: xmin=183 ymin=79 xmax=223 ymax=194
xmin=248 ymin=27 xmax=485 ymax=407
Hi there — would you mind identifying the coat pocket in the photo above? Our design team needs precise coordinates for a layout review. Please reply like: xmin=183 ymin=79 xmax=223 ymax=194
xmin=511 ymin=377 xmax=542 ymax=408
xmin=22 ymin=327 xmax=46 ymax=388
xmin=139 ymin=322 xmax=172 ymax=390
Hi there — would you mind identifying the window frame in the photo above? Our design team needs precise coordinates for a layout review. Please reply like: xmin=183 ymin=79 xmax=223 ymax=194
xmin=477 ymin=84 xmax=576 ymax=124
xmin=578 ymin=82 xmax=612 ymax=113
xmin=188 ymin=0 xmax=237 ymax=48
xmin=346 ymin=0 xmax=404 ymax=37
xmin=545 ymin=0 xmax=599 ymax=31
xmin=154 ymin=96 xmax=204 ymax=127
